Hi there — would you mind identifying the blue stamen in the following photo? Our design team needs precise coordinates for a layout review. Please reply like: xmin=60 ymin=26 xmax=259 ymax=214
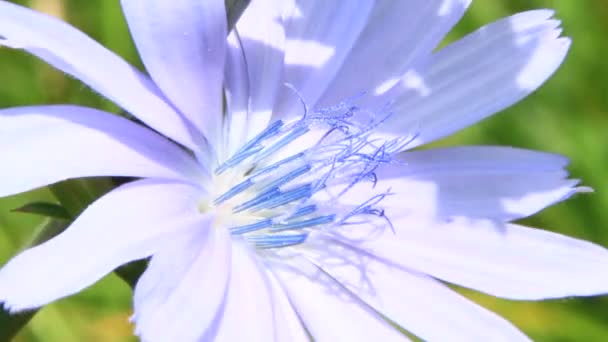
xmin=249 ymin=152 xmax=305 ymax=178
xmin=261 ymin=164 xmax=311 ymax=192
xmin=272 ymin=214 xmax=335 ymax=231
xmin=230 ymin=218 xmax=273 ymax=234
xmin=233 ymin=187 xmax=281 ymax=213
xmin=248 ymin=233 xmax=308 ymax=249
xmin=237 ymin=119 xmax=284 ymax=154
xmin=287 ymin=204 xmax=317 ymax=219
xmin=214 ymin=178 xmax=254 ymax=204
xmin=215 ymin=145 xmax=264 ymax=174
xmin=213 ymin=98 xmax=405 ymax=251
xmin=252 ymin=126 xmax=310 ymax=163
xmin=251 ymin=184 xmax=313 ymax=212
xmin=215 ymin=120 xmax=284 ymax=174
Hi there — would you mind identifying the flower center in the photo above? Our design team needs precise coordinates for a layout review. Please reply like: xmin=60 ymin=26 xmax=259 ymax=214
xmin=209 ymin=102 xmax=413 ymax=249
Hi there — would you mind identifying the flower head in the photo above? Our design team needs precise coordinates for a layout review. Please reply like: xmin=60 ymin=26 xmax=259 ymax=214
xmin=1 ymin=0 xmax=607 ymax=341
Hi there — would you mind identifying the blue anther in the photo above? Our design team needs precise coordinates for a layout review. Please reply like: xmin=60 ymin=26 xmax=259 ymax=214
xmin=214 ymin=178 xmax=255 ymax=204
xmin=272 ymin=214 xmax=335 ymax=232
xmin=237 ymin=119 xmax=284 ymax=154
xmin=215 ymin=120 xmax=284 ymax=174
xmin=248 ymin=233 xmax=308 ymax=249
xmin=252 ymin=184 xmax=313 ymax=211
xmin=215 ymin=145 xmax=264 ymax=174
xmin=287 ymin=204 xmax=317 ymax=219
xmin=249 ymin=152 xmax=305 ymax=178
xmin=253 ymin=126 xmax=310 ymax=163
xmin=233 ymin=187 xmax=280 ymax=213
xmin=261 ymin=164 xmax=312 ymax=191
xmin=230 ymin=218 xmax=273 ymax=235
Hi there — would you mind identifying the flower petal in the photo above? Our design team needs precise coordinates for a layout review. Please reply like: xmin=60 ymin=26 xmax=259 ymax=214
xmin=212 ymin=242 xmax=275 ymax=341
xmin=336 ymin=217 xmax=608 ymax=300
xmin=224 ymin=33 xmax=251 ymax=156
xmin=274 ymin=258 xmax=407 ymax=341
xmin=382 ymin=10 xmax=569 ymax=147
xmin=0 ymin=105 xmax=205 ymax=197
xmin=318 ymin=0 xmax=470 ymax=106
xmin=273 ymin=0 xmax=374 ymax=119
xmin=368 ymin=146 xmax=580 ymax=221
xmin=233 ymin=0 xmax=289 ymax=139
xmin=121 ymin=0 xmax=226 ymax=145
xmin=312 ymin=241 xmax=529 ymax=341
xmin=133 ymin=224 xmax=231 ymax=342
xmin=266 ymin=269 xmax=310 ymax=342
xmin=0 ymin=1 xmax=200 ymax=149
xmin=0 ymin=179 xmax=204 ymax=311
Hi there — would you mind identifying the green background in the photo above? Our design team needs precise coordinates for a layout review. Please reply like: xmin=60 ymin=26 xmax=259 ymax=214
xmin=1 ymin=0 xmax=607 ymax=341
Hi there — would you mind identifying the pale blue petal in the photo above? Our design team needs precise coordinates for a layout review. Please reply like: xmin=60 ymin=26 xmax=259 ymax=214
xmin=273 ymin=0 xmax=374 ymax=120
xmin=336 ymin=217 xmax=608 ymax=300
xmin=0 ymin=179 xmax=204 ymax=311
xmin=381 ymin=10 xmax=569 ymax=147
xmin=133 ymin=224 xmax=231 ymax=342
xmin=232 ymin=0 xmax=290 ymax=140
xmin=364 ymin=146 xmax=580 ymax=221
xmin=121 ymin=0 xmax=226 ymax=146
xmin=318 ymin=0 xmax=470 ymax=107
xmin=275 ymin=257 xmax=408 ymax=341
xmin=0 ymin=105 xmax=205 ymax=197
xmin=313 ymin=243 xmax=529 ymax=341
xmin=0 ymin=1 xmax=200 ymax=150
xmin=266 ymin=268 xmax=310 ymax=342
xmin=213 ymin=242 xmax=274 ymax=341
xmin=224 ymin=32 xmax=251 ymax=156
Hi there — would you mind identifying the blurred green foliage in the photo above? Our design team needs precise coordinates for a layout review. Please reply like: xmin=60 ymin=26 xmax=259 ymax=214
xmin=0 ymin=0 xmax=607 ymax=341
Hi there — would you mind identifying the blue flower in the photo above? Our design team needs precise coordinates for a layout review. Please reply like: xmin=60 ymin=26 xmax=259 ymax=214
xmin=0 ymin=0 xmax=606 ymax=341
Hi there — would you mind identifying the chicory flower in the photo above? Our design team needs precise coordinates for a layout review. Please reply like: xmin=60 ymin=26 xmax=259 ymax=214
xmin=1 ymin=0 xmax=607 ymax=341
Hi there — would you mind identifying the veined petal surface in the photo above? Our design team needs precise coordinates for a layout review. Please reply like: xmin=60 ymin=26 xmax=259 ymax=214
xmin=212 ymin=242 xmax=275 ymax=342
xmin=0 ymin=179 xmax=205 ymax=311
xmin=0 ymin=0 xmax=200 ymax=150
xmin=224 ymin=32 xmax=251 ymax=155
xmin=0 ymin=105 xmax=204 ymax=197
xmin=133 ymin=222 xmax=231 ymax=342
xmin=341 ymin=146 xmax=579 ymax=221
xmin=336 ymin=217 xmax=608 ymax=300
xmin=310 ymin=240 xmax=529 ymax=341
xmin=273 ymin=0 xmax=374 ymax=120
xmin=265 ymin=270 xmax=309 ymax=342
xmin=318 ymin=0 xmax=470 ymax=107
xmin=275 ymin=258 xmax=408 ymax=341
xmin=233 ymin=0 xmax=289 ymax=140
xmin=121 ymin=0 xmax=226 ymax=146
xmin=381 ymin=10 xmax=569 ymax=147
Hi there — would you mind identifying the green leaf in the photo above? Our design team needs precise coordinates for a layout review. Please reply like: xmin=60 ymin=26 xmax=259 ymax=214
xmin=12 ymin=202 xmax=71 ymax=220
xmin=0 ymin=310 xmax=36 ymax=342
xmin=114 ymin=259 xmax=149 ymax=289
xmin=0 ymin=219 xmax=69 ymax=341
xmin=48 ymin=178 xmax=113 ymax=218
